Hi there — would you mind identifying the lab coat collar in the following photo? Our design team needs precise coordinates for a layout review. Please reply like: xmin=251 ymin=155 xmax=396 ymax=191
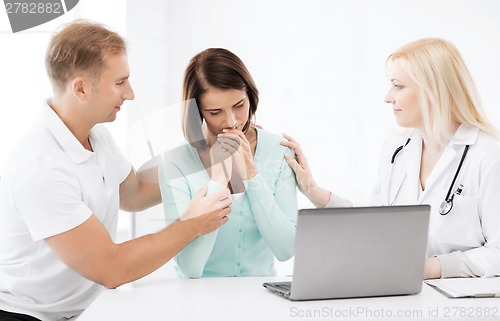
xmin=447 ymin=124 xmax=479 ymax=147
xmin=418 ymin=124 xmax=478 ymax=200
xmin=400 ymin=130 xmax=422 ymax=203
xmin=43 ymin=99 xmax=93 ymax=164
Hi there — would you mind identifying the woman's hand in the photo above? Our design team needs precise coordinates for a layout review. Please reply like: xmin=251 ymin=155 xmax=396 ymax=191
xmin=280 ymin=134 xmax=331 ymax=208
xmin=219 ymin=129 xmax=258 ymax=180
xmin=209 ymin=137 xmax=236 ymax=185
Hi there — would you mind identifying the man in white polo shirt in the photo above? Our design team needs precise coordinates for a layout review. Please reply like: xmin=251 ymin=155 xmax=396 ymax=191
xmin=0 ymin=21 xmax=231 ymax=321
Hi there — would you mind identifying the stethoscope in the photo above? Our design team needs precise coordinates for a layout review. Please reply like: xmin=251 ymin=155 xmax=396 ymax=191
xmin=390 ymin=138 xmax=470 ymax=215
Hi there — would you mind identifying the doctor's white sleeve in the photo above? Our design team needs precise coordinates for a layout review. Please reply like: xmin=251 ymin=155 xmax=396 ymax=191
xmin=324 ymin=192 xmax=353 ymax=208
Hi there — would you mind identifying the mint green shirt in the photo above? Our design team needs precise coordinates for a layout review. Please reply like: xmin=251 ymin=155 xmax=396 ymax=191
xmin=159 ymin=128 xmax=297 ymax=278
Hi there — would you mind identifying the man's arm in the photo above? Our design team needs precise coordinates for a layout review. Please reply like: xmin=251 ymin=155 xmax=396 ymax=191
xmin=119 ymin=167 xmax=161 ymax=212
xmin=46 ymin=188 xmax=231 ymax=289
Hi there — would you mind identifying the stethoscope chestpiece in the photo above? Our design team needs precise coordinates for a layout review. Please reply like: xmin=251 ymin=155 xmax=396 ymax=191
xmin=439 ymin=199 xmax=453 ymax=215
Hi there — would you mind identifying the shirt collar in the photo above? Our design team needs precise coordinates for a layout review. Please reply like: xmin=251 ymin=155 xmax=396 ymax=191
xmin=408 ymin=124 xmax=479 ymax=147
xmin=448 ymin=124 xmax=479 ymax=146
xmin=43 ymin=99 xmax=93 ymax=164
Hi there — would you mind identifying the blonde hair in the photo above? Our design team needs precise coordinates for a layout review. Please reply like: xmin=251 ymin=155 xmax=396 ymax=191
xmin=387 ymin=38 xmax=498 ymax=146
xmin=45 ymin=20 xmax=126 ymax=94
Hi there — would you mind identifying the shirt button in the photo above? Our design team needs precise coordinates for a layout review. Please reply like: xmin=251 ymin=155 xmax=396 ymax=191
xmin=237 ymin=244 xmax=241 ymax=248
xmin=239 ymin=228 xmax=243 ymax=232
xmin=237 ymin=262 xmax=241 ymax=266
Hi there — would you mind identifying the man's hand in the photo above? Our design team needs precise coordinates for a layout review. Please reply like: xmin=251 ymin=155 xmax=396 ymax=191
xmin=181 ymin=187 xmax=231 ymax=220
xmin=46 ymin=186 xmax=231 ymax=289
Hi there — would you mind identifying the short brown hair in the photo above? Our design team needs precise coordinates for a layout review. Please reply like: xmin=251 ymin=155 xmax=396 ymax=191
xmin=45 ymin=20 xmax=126 ymax=94
xmin=181 ymin=48 xmax=259 ymax=148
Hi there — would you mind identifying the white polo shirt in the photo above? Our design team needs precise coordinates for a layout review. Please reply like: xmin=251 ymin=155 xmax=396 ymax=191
xmin=0 ymin=101 xmax=131 ymax=321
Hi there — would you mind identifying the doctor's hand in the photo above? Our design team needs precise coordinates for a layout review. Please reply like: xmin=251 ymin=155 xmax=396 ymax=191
xmin=423 ymin=257 xmax=442 ymax=279
xmin=219 ymin=129 xmax=258 ymax=180
xmin=280 ymin=134 xmax=318 ymax=193
xmin=281 ymin=134 xmax=331 ymax=208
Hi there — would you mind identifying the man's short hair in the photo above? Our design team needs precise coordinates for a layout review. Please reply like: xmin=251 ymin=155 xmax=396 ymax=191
xmin=45 ymin=20 xmax=126 ymax=94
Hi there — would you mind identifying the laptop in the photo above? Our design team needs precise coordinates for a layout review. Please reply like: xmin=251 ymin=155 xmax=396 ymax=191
xmin=263 ymin=205 xmax=430 ymax=301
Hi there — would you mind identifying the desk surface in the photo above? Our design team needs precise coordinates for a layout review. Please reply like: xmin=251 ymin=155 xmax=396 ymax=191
xmin=77 ymin=276 xmax=500 ymax=321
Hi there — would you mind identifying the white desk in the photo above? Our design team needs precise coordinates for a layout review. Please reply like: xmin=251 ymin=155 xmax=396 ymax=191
xmin=77 ymin=274 xmax=500 ymax=321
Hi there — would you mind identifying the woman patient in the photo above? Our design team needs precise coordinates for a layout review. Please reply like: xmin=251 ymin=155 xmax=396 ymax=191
xmin=159 ymin=48 xmax=297 ymax=278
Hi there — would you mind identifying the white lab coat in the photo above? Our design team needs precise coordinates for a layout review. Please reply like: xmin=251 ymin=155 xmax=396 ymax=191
xmin=371 ymin=124 xmax=500 ymax=277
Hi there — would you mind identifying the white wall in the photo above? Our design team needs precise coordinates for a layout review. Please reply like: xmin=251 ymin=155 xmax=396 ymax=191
xmin=124 ymin=0 xmax=500 ymax=276
xmin=125 ymin=0 xmax=500 ymax=209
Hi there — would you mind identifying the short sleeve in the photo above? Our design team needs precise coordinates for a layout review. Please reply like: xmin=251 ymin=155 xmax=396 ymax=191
xmin=12 ymin=158 xmax=92 ymax=241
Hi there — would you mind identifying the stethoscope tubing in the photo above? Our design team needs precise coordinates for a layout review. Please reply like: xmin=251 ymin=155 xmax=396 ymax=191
xmin=439 ymin=145 xmax=469 ymax=215
xmin=443 ymin=145 xmax=469 ymax=204
xmin=389 ymin=138 xmax=470 ymax=215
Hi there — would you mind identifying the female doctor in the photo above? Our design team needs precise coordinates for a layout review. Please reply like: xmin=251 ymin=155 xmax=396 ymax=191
xmin=281 ymin=38 xmax=500 ymax=279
